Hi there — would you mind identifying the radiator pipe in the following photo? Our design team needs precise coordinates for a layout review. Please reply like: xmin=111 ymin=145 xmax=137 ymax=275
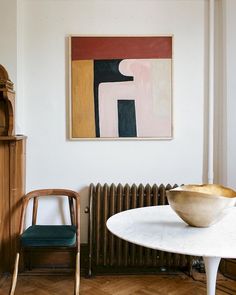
xmin=208 ymin=0 xmax=215 ymax=184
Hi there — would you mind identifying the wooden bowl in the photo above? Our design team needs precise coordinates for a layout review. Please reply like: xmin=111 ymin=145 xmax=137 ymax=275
xmin=166 ymin=184 xmax=236 ymax=227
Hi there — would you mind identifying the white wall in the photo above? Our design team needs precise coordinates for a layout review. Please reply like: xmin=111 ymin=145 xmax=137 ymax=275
xmin=1 ymin=0 xmax=235 ymax=244
xmin=18 ymin=0 xmax=206 ymax=242
xmin=0 ymin=0 xmax=17 ymax=82
xmin=0 ymin=0 xmax=23 ymax=132
xmin=0 ymin=0 xmax=25 ymax=133
xmin=0 ymin=0 xmax=208 ymax=242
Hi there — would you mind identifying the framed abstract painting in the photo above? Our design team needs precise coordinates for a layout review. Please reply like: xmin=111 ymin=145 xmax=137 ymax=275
xmin=69 ymin=36 xmax=173 ymax=140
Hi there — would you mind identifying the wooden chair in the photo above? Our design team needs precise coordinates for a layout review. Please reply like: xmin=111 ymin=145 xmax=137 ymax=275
xmin=9 ymin=189 xmax=80 ymax=295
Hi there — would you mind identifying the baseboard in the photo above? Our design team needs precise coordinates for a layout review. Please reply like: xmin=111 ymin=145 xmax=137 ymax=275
xmin=18 ymin=243 xmax=188 ymax=277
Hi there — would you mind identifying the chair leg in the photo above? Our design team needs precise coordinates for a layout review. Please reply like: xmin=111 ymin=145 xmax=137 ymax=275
xmin=74 ymin=252 xmax=80 ymax=295
xmin=9 ymin=253 xmax=20 ymax=295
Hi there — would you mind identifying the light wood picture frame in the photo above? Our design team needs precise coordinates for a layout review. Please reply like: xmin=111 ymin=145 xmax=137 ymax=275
xmin=69 ymin=36 xmax=173 ymax=140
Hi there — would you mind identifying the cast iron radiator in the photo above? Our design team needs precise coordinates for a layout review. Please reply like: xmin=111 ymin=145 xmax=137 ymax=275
xmin=88 ymin=183 xmax=192 ymax=276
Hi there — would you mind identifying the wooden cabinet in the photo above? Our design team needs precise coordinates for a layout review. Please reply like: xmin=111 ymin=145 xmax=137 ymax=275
xmin=0 ymin=65 xmax=27 ymax=273
xmin=220 ymin=259 xmax=236 ymax=280
xmin=0 ymin=136 xmax=26 ymax=273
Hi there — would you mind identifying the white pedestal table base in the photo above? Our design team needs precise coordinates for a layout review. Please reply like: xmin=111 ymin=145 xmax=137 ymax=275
xmin=203 ymin=256 xmax=221 ymax=295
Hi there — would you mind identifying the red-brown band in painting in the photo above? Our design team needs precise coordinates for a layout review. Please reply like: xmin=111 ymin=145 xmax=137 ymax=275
xmin=71 ymin=36 xmax=172 ymax=60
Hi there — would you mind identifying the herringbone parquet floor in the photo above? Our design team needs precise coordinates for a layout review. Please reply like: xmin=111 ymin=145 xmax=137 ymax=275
xmin=1 ymin=272 xmax=236 ymax=295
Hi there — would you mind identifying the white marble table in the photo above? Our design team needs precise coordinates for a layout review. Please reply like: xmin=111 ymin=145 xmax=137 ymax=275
xmin=106 ymin=205 xmax=236 ymax=295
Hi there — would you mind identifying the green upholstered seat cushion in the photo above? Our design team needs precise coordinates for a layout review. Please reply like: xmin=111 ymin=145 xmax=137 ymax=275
xmin=20 ymin=225 xmax=77 ymax=247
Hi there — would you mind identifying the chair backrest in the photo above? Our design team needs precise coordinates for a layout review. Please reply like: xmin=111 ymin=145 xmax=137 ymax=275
xmin=19 ymin=189 xmax=80 ymax=249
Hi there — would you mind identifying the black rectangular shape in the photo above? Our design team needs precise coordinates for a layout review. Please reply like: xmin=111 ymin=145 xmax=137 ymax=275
xmin=118 ymin=100 xmax=137 ymax=137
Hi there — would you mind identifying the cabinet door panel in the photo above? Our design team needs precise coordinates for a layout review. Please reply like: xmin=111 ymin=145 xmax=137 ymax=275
xmin=0 ymin=141 xmax=10 ymax=272
xmin=0 ymin=138 xmax=26 ymax=273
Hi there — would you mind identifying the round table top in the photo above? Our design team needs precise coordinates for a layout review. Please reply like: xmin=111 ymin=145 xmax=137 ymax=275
xmin=106 ymin=205 xmax=236 ymax=258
